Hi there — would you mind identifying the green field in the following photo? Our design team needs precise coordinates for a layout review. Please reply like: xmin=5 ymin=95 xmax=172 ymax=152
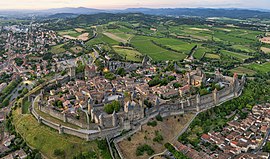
xmin=86 ymin=26 xmax=119 ymax=46
xmin=13 ymin=107 xmax=111 ymax=159
xmin=51 ymin=44 xmax=66 ymax=54
xmin=205 ymin=53 xmax=220 ymax=59
xmin=194 ymin=47 xmax=211 ymax=59
xmin=231 ymin=45 xmax=255 ymax=53
xmin=58 ymin=29 xmax=82 ymax=38
xmin=245 ymin=62 xmax=270 ymax=73
xmin=152 ymin=38 xmax=197 ymax=54
xmin=113 ymin=46 xmax=142 ymax=62
xmin=105 ymin=26 xmax=135 ymax=43
xmin=230 ymin=67 xmax=256 ymax=76
xmin=130 ymin=36 xmax=187 ymax=61
xmin=220 ymin=50 xmax=252 ymax=61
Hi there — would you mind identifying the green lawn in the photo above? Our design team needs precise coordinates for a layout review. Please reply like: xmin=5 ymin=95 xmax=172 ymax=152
xmin=130 ymin=36 xmax=187 ymax=61
xmin=113 ymin=46 xmax=142 ymax=62
xmin=13 ymin=107 xmax=111 ymax=159
xmin=22 ymin=100 xmax=30 ymax=114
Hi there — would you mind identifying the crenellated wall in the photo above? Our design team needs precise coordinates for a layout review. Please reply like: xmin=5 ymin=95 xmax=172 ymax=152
xmin=38 ymin=105 xmax=88 ymax=128
xmin=29 ymin=74 xmax=245 ymax=143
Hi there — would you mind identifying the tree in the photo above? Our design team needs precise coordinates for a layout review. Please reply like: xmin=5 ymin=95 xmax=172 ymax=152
xmin=104 ymin=72 xmax=116 ymax=81
xmin=173 ymin=82 xmax=181 ymax=88
xmin=14 ymin=58 xmax=23 ymax=66
xmin=104 ymin=101 xmax=121 ymax=114
xmin=136 ymin=144 xmax=154 ymax=156
xmin=116 ymin=68 xmax=126 ymax=77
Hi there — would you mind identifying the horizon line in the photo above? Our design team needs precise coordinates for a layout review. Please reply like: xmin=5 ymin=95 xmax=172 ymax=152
xmin=0 ymin=6 xmax=268 ymax=11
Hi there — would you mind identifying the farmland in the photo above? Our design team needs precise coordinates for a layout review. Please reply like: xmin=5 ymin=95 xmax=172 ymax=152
xmin=220 ymin=50 xmax=253 ymax=62
xmin=113 ymin=46 xmax=143 ymax=62
xmin=48 ymin=14 xmax=268 ymax=77
xmin=130 ymin=36 xmax=187 ymax=61
xmin=245 ymin=62 xmax=270 ymax=74
xmin=230 ymin=67 xmax=256 ymax=76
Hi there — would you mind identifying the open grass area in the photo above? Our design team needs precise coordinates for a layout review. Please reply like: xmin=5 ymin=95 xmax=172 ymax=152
xmin=118 ymin=113 xmax=195 ymax=159
xmin=103 ymin=32 xmax=130 ymax=43
xmin=130 ymin=36 xmax=187 ymax=61
xmin=220 ymin=50 xmax=252 ymax=62
xmin=113 ymin=46 xmax=142 ymax=62
xmin=51 ymin=44 xmax=66 ymax=54
xmin=58 ymin=29 xmax=81 ymax=38
xmin=13 ymin=107 xmax=110 ymax=159
xmin=231 ymin=45 xmax=255 ymax=53
xmin=22 ymin=100 xmax=30 ymax=114
xmin=245 ymin=62 xmax=270 ymax=74
xmin=152 ymin=38 xmax=197 ymax=54
xmin=71 ymin=46 xmax=83 ymax=54
xmin=230 ymin=66 xmax=256 ymax=76
xmin=86 ymin=26 xmax=119 ymax=47
xmin=194 ymin=47 xmax=211 ymax=59
xmin=205 ymin=53 xmax=220 ymax=59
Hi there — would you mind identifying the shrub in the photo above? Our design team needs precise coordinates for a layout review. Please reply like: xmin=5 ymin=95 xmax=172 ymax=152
xmin=53 ymin=149 xmax=65 ymax=157
xmin=156 ymin=114 xmax=163 ymax=121
xmin=104 ymin=100 xmax=121 ymax=114
xmin=153 ymin=131 xmax=163 ymax=143
xmin=136 ymin=144 xmax=154 ymax=156
xmin=147 ymin=121 xmax=157 ymax=127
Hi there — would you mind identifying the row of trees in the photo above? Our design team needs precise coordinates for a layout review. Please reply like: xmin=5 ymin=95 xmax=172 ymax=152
xmin=0 ymin=78 xmax=22 ymax=108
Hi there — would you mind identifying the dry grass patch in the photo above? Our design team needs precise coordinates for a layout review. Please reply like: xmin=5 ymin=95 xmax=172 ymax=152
xmin=261 ymin=47 xmax=270 ymax=54
xmin=103 ymin=32 xmax=127 ymax=43
xmin=118 ymin=113 xmax=195 ymax=159
xmin=75 ymin=28 xmax=86 ymax=33
xmin=71 ymin=46 xmax=83 ymax=54
xmin=260 ymin=37 xmax=270 ymax=44
xmin=77 ymin=33 xmax=89 ymax=41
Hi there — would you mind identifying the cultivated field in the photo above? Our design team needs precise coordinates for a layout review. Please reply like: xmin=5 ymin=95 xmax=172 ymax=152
xmin=230 ymin=67 xmax=256 ymax=76
xmin=245 ymin=62 xmax=270 ymax=73
xmin=261 ymin=47 xmax=270 ymax=54
xmin=113 ymin=46 xmax=142 ymax=62
xmin=130 ymin=36 xmax=187 ymax=61
xmin=220 ymin=50 xmax=252 ymax=62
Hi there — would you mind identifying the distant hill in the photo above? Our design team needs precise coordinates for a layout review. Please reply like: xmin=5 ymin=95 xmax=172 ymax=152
xmin=40 ymin=7 xmax=105 ymax=15
xmin=46 ymin=13 xmax=79 ymax=19
xmin=121 ymin=8 xmax=270 ymax=19
xmin=1 ymin=7 xmax=270 ymax=19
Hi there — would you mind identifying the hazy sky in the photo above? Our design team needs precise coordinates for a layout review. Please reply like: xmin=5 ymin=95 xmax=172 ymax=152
xmin=1 ymin=0 xmax=270 ymax=10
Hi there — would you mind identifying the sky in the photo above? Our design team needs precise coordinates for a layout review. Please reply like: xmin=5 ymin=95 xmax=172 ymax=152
xmin=1 ymin=0 xmax=270 ymax=10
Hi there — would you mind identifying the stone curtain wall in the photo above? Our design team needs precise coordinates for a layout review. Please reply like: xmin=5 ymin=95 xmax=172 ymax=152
xmin=30 ymin=75 xmax=245 ymax=141
xmin=38 ymin=105 xmax=88 ymax=128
